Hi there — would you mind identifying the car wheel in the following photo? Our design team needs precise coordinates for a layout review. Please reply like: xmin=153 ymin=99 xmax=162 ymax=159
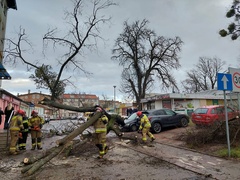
xmin=180 ymin=118 xmax=189 ymax=127
xmin=130 ymin=124 xmax=138 ymax=132
xmin=152 ymin=122 xmax=162 ymax=133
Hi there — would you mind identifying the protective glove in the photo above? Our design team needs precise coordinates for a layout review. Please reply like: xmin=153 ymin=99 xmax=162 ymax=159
xmin=39 ymin=124 xmax=43 ymax=129
xmin=102 ymin=120 xmax=108 ymax=124
xmin=19 ymin=132 xmax=23 ymax=138
xmin=34 ymin=126 xmax=40 ymax=131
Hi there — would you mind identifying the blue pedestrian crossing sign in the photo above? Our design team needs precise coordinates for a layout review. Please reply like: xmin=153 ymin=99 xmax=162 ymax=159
xmin=217 ymin=73 xmax=233 ymax=91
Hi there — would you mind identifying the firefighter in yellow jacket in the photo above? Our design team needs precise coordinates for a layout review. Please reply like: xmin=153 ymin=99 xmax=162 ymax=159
xmin=28 ymin=110 xmax=45 ymax=150
xmin=94 ymin=107 xmax=109 ymax=159
xmin=9 ymin=109 xmax=25 ymax=155
xmin=137 ymin=111 xmax=155 ymax=143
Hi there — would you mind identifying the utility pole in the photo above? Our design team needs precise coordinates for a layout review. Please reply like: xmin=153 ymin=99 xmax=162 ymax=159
xmin=113 ymin=85 xmax=116 ymax=113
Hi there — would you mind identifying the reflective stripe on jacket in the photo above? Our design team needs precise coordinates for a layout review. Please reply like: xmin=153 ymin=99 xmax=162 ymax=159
xmin=94 ymin=115 xmax=108 ymax=133
xmin=28 ymin=116 xmax=45 ymax=127
xmin=22 ymin=118 xmax=29 ymax=132
xmin=9 ymin=115 xmax=23 ymax=131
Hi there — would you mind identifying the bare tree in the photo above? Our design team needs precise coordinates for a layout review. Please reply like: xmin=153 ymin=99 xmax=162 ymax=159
xmin=3 ymin=0 xmax=116 ymax=100
xmin=112 ymin=19 xmax=183 ymax=109
xmin=181 ymin=57 xmax=226 ymax=93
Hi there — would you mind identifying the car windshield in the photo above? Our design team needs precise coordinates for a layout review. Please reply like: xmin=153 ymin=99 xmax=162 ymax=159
xmin=125 ymin=113 xmax=138 ymax=123
xmin=194 ymin=108 xmax=208 ymax=114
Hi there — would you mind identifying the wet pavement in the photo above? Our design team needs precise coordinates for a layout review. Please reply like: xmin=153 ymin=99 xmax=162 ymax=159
xmin=2 ymin=120 xmax=240 ymax=180
xmin=43 ymin=120 xmax=240 ymax=179
xmin=118 ymin=127 xmax=240 ymax=180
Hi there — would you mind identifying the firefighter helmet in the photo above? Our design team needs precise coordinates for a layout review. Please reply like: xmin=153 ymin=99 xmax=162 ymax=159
xmin=31 ymin=110 xmax=38 ymax=116
xmin=17 ymin=109 xmax=25 ymax=116
xmin=136 ymin=111 xmax=142 ymax=117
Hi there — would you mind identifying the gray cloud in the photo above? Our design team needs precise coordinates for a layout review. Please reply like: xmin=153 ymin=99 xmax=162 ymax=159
xmin=2 ymin=0 xmax=240 ymax=101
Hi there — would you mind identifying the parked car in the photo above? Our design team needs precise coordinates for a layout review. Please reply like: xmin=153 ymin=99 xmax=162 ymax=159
xmin=121 ymin=108 xmax=189 ymax=133
xmin=191 ymin=105 xmax=239 ymax=126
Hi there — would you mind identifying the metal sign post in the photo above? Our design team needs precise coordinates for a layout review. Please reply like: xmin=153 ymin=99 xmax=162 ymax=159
xmin=217 ymin=73 xmax=233 ymax=157
xmin=223 ymin=90 xmax=231 ymax=157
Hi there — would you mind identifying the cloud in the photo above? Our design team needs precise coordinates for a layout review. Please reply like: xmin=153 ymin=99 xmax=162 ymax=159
xmin=3 ymin=0 xmax=240 ymax=101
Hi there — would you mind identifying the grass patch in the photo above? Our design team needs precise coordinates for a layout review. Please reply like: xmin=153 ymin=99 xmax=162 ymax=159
xmin=188 ymin=118 xmax=195 ymax=127
xmin=216 ymin=147 xmax=240 ymax=158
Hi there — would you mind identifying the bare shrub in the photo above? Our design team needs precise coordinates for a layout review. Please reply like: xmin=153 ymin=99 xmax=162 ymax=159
xmin=179 ymin=119 xmax=240 ymax=149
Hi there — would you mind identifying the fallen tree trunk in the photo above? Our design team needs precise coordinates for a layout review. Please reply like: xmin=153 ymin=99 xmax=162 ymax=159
xmin=24 ymin=145 xmax=68 ymax=176
xmin=39 ymin=97 xmax=95 ymax=112
xmin=65 ymin=138 xmax=88 ymax=157
xmin=22 ymin=112 xmax=101 ymax=176
xmin=23 ymin=150 xmax=52 ymax=165
xmin=21 ymin=98 xmax=127 ymax=176
xmin=56 ymin=112 xmax=102 ymax=146
xmin=21 ymin=139 xmax=88 ymax=174
xmin=39 ymin=97 xmax=125 ymax=137
xmin=21 ymin=149 xmax=54 ymax=174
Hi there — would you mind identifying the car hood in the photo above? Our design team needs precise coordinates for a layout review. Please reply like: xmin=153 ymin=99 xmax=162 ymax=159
xmin=124 ymin=118 xmax=137 ymax=125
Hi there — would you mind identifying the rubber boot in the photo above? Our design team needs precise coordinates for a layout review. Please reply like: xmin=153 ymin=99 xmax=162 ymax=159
xmin=31 ymin=146 xmax=36 ymax=150
xmin=104 ymin=146 xmax=109 ymax=155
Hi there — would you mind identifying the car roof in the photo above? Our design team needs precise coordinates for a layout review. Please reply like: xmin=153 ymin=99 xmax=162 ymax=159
xmin=199 ymin=105 xmax=224 ymax=108
xmin=143 ymin=108 xmax=171 ymax=113
xmin=146 ymin=108 xmax=171 ymax=111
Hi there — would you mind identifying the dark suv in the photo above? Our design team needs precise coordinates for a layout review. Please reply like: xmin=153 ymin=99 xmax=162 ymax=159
xmin=121 ymin=108 xmax=189 ymax=133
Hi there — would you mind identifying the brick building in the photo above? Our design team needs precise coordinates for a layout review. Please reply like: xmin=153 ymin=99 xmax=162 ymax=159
xmin=61 ymin=93 xmax=99 ymax=118
xmin=17 ymin=90 xmax=53 ymax=118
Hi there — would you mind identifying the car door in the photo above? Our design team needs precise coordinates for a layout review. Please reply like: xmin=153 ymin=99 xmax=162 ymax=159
xmin=164 ymin=109 xmax=180 ymax=126
xmin=150 ymin=109 xmax=168 ymax=124
xmin=226 ymin=107 xmax=236 ymax=120
xmin=152 ymin=109 xmax=176 ymax=127
xmin=215 ymin=107 xmax=224 ymax=121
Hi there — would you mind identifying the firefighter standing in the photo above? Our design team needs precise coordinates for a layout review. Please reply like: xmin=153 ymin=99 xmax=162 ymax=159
xmin=136 ymin=111 xmax=155 ymax=143
xmin=28 ymin=110 xmax=45 ymax=150
xmin=9 ymin=109 xmax=24 ymax=155
xmin=18 ymin=111 xmax=29 ymax=150
xmin=93 ymin=107 xmax=109 ymax=159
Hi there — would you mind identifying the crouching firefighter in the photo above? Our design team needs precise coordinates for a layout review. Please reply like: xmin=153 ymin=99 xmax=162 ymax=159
xmin=94 ymin=107 xmax=109 ymax=159
xmin=28 ymin=110 xmax=45 ymax=150
xmin=9 ymin=109 xmax=24 ymax=155
xmin=136 ymin=111 xmax=155 ymax=144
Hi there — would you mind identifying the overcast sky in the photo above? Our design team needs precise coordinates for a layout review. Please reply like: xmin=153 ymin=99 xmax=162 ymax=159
xmin=2 ymin=0 xmax=240 ymax=102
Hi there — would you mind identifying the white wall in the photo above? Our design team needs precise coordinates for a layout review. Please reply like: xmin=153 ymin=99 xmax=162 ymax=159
xmin=155 ymin=100 xmax=162 ymax=109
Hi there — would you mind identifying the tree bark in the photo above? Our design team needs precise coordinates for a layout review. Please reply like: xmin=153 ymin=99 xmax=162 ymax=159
xmin=21 ymin=149 xmax=53 ymax=174
xmin=24 ymin=145 xmax=68 ymax=176
xmin=23 ymin=150 xmax=51 ymax=165
xmin=38 ymin=97 xmax=96 ymax=112
xmin=39 ymin=97 xmax=124 ymax=137
xmin=56 ymin=112 xmax=102 ymax=145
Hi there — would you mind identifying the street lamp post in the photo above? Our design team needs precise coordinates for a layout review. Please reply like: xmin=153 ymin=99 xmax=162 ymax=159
xmin=113 ymin=85 xmax=116 ymax=113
